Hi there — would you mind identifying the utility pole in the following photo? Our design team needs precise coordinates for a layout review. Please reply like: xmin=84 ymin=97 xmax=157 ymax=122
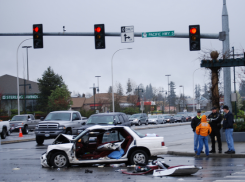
xmin=22 ymin=46 xmax=32 ymax=80
xmin=232 ymin=47 xmax=237 ymax=117
xmin=165 ymin=75 xmax=171 ymax=114
xmin=222 ymin=0 xmax=232 ymax=112
xmin=135 ymin=86 xmax=143 ymax=112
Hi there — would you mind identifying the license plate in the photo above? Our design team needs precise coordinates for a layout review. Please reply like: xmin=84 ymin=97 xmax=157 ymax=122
xmin=45 ymin=134 xmax=50 ymax=137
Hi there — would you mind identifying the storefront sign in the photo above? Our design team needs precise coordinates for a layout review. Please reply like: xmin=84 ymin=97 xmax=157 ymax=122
xmin=1 ymin=95 xmax=38 ymax=100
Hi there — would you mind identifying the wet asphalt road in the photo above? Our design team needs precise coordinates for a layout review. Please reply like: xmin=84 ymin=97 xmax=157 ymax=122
xmin=1 ymin=125 xmax=245 ymax=182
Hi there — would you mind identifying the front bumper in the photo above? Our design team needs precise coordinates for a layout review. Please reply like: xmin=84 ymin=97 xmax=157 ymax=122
xmin=148 ymin=120 xmax=157 ymax=124
xmin=35 ymin=129 xmax=66 ymax=138
xmin=130 ymin=120 xmax=139 ymax=124
xmin=40 ymin=152 xmax=50 ymax=168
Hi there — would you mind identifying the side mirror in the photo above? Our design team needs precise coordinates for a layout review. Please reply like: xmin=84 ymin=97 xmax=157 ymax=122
xmin=28 ymin=118 xmax=31 ymax=121
xmin=113 ymin=119 xmax=117 ymax=125
xmin=40 ymin=117 xmax=44 ymax=121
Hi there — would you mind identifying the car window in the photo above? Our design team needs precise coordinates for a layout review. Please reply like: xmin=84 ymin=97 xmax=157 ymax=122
xmin=75 ymin=113 xmax=81 ymax=120
xmin=11 ymin=116 xmax=27 ymax=121
xmin=119 ymin=115 xmax=124 ymax=123
xmin=72 ymin=113 xmax=77 ymax=120
xmin=45 ymin=113 xmax=71 ymax=121
xmin=130 ymin=114 xmax=141 ymax=118
xmin=102 ymin=130 xmax=120 ymax=143
xmin=122 ymin=114 xmax=128 ymax=122
xmin=31 ymin=115 xmax=35 ymax=120
xmin=115 ymin=116 xmax=120 ymax=122
xmin=86 ymin=115 xmax=114 ymax=125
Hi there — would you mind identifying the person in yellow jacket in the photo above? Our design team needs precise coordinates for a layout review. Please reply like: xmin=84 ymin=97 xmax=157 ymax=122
xmin=195 ymin=115 xmax=212 ymax=157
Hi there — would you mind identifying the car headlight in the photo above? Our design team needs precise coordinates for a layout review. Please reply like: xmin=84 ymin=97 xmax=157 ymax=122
xmin=133 ymin=119 xmax=138 ymax=121
xmin=59 ymin=126 xmax=66 ymax=130
xmin=77 ymin=130 xmax=83 ymax=134
xmin=167 ymin=119 xmax=170 ymax=121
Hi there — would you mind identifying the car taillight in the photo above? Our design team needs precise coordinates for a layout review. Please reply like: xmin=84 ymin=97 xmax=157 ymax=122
xmin=161 ymin=142 xmax=165 ymax=146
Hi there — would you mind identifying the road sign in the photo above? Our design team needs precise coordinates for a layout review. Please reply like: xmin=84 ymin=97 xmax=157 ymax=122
xmin=121 ymin=26 xmax=134 ymax=43
xmin=142 ymin=31 xmax=174 ymax=38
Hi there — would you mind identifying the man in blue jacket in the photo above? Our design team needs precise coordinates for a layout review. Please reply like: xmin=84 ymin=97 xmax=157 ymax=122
xmin=223 ymin=105 xmax=235 ymax=154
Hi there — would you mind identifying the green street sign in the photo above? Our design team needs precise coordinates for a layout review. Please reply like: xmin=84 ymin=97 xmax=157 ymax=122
xmin=1 ymin=95 xmax=38 ymax=100
xmin=142 ymin=31 xmax=174 ymax=38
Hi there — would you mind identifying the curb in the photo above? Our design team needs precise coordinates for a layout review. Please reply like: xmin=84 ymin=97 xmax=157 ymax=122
xmin=1 ymin=138 xmax=35 ymax=144
xmin=167 ymin=151 xmax=245 ymax=158
xmin=133 ymin=122 xmax=190 ymax=130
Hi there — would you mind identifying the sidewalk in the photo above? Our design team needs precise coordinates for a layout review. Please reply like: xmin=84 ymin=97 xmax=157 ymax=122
xmin=167 ymin=138 xmax=245 ymax=158
xmin=1 ymin=131 xmax=36 ymax=144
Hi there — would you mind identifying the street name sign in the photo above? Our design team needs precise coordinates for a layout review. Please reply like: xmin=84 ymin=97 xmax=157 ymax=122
xmin=142 ymin=31 xmax=174 ymax=38
xmin=121 ymin=26 xmax=134 ymax=43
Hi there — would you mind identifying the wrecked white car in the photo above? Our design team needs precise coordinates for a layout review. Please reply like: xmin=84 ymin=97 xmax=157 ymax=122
xmin=40 ymin=125 xmax=168 ymax=168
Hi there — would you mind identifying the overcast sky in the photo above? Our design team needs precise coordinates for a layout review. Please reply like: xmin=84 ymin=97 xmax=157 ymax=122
xmin=0 ymin=0 xmax=244 ymax=98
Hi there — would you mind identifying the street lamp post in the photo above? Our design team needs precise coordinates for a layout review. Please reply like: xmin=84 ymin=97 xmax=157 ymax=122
xmin=111 ymin=48 xmax=132 ymax=112
xmin=165 ymin=75 xmax=171 ymax=114
xmin=95 ymin=76 xmax=101 ymax=93
xmin=16 ymin=38 xmax=32 ymax=115
xmin=159 ymin=88 xmax=166 ymax=114
xmin=179 ymin=85 xmax=184 ymax=112
xmin=22 ymin=46 xmax=32 ymax=80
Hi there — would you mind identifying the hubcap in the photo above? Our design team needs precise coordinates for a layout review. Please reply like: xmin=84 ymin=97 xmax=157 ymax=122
xmin=133 ymin=153 xmax=145 ymax=164
xmin=54 ymin=154 xmax=67 ymax=167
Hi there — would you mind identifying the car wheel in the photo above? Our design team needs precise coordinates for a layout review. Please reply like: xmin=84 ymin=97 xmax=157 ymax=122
xmin=1 ymin=128 xmax=7 ymax=139
xmin=36 ymin=136 xmax=44 ymax=145
xmin=145 ymin=121 xmax=148 ymax=125
xmin=22 ymin=125 xmax=29 ymax=134
xmin=50 ymin=151 xmax=69 ymax=168
xmin=138 ymin=121 xmax=141 ymax=126
xmin=129 ymin=150 xmax=149 ymax=165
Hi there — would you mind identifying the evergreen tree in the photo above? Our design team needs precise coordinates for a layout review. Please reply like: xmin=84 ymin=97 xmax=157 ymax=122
xmin=168 ymin=81 xmax=176 ymax=106
xmin=195 ymin=84 xmax=201 ymax=99
xmin=117 ymin=83 xmax=124 ymax=96
xmin=126 ymin=78 xmax=132 ymax=94
xmin=108 ymin=86 xmax=112 ymax=93
xmin=37 ymin=67 xmax=64 ymax=112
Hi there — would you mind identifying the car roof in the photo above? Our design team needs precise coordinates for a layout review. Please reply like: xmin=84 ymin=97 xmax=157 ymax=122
xmin=50 ymin=111 xmax=78 ymax=113
xmin=86 ymin=125 xmax=128 ymax=130
xmin=92 ymin=112 xmax=125 ymax=116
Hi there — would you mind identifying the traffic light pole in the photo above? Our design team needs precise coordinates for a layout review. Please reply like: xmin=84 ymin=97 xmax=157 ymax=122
xmin=0 ymin=32 xmax=223 ymax=40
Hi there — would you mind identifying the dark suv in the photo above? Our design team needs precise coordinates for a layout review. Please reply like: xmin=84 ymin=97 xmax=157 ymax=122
xmin=72 ymin=112 xmax=131 ymax=135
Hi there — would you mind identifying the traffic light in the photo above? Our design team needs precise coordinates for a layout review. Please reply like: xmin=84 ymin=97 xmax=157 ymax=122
xmin=33 ymin=24 xmax=43 ymax=49
xmin=94 ymin=24 xmax=105 ymax=49
xmin=189 ymin=25 xmax=200 ymax=51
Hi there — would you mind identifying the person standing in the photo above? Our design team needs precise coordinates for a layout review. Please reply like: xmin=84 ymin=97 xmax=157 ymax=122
xmin=223 ymin=105 xmax=235 ymax=154
xmin=195 ymin=115 xmax=212 ymax=157
xmin=207 ymin=107 xmax=222 ymax=153
xmin=191 ymin=110 xmax=203 ymax=153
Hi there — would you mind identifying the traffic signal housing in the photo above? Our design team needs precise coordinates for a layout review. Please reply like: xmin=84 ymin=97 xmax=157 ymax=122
xmin=94 ymin=24 xmax=105 ymax=49
xmin=33 ymin=24 xmax=43 ymax=49
xmin=189 ymin=25 xmax=200 ymax=51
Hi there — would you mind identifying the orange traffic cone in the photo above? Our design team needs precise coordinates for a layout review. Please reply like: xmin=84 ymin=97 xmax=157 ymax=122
xmin=19 ymin=128 xmax=23 ymax=137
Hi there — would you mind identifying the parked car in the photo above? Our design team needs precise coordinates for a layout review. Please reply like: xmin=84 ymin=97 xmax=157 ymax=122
xmin=129 ymin=113 xmax=148 ymax=126
xmin=40 ymin=125 xmax=168 ymax=168
xmin=35 ymin=111 xmax=87 ymax=145
xmin=0 ymin=121 xmax=10 ymax=139
xmin=163 ymin=115 xmax=174 ymax=123
xmin=173 ymin=115 xmax=183 ymax=123
xmin=148 ymin=115 xmax=164 ymax=124
xmin=9 ymin=114 xmax=39 ymax=134
xmin=72 ymin=112 xmax=131 ymax=135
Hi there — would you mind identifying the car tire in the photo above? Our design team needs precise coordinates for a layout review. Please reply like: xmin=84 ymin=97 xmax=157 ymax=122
xmin=138 ymin=121 xmax=141 ymax=126
xmin=1 ymin=128 xmax=7 ymax=139
xmin=36 ymin=136 xmax=44 ymax=145
xmin=129 ymin=150 xmax=149 ymax=165
xmin=50 ymin=151 xmax=69 ymax=168
xmin=22 ymin=125 xmax=29 ymax=134
xmin=145 ymin=121 xmax=148 ymax=125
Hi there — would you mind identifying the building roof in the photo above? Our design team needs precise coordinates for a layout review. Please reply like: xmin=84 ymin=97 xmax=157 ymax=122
xmin=0 ymin=74 xmax=40 ymax=95
xmin=71 ymin=97 xmax=86 ymax=108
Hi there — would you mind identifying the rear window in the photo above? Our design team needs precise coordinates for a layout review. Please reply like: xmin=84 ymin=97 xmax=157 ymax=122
xmin=132 ymin=129 xmax=145 ymax=138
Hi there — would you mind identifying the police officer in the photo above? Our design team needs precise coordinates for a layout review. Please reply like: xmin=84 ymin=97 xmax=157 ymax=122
xmin=207 ymin=107 xmax=222 ymax=153
xmin=191 ymin=110 xmax=203 ymax=154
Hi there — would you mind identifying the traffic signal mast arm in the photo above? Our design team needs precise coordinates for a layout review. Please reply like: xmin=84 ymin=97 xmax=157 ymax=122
xmin=0 ymin=32 xmax=224 ymax=40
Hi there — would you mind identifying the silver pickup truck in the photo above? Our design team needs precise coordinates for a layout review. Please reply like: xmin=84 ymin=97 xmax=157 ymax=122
xmin=35 ymin=111 xmax=87 ymax=145
xmin=9 ymin=114 xmax=39 ymax=134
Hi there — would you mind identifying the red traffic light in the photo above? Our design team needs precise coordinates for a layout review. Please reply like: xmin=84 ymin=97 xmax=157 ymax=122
xmin=33 ymin=27 xmax=39 ymax=32
xmin=190 ymin=28 xmax=197 ymax=34
xmin=95 ymin=27 xmax=101 ymax=33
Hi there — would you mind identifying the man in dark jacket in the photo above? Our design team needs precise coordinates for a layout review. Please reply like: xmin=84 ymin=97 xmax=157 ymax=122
xmin=223 ymin=105 xmax=235 ymax=154
xmin=207 ymin=107 xmax=222 ymax=153
xmin=191 ymin=110 xmax=203 ymax=153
